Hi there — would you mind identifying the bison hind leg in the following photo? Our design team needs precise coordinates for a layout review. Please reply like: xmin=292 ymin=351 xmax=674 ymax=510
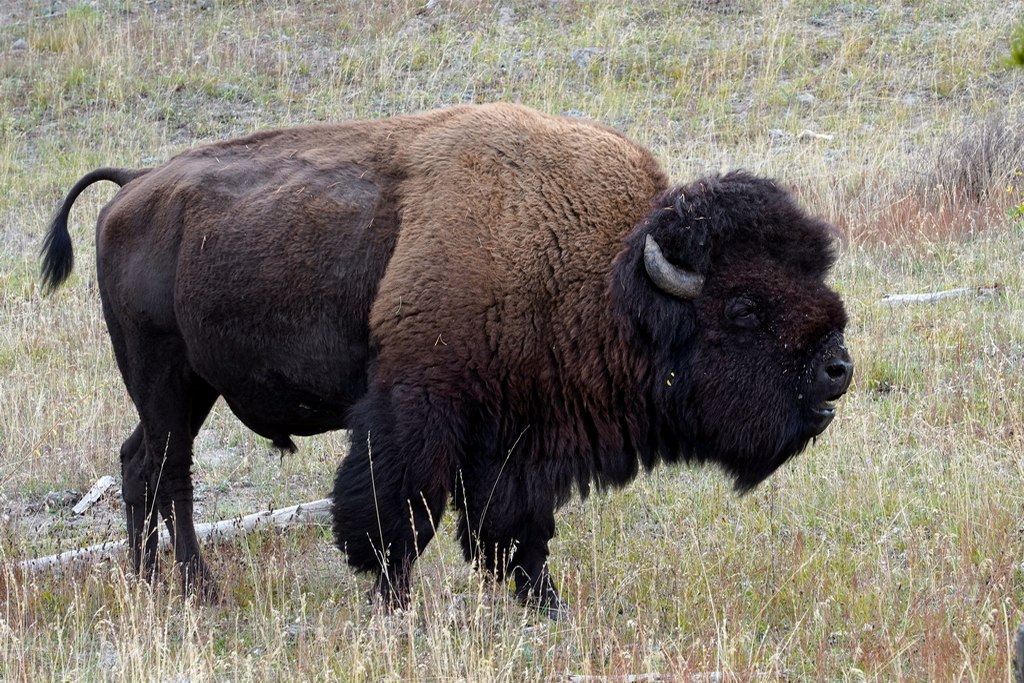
xmin=115 ymin=371 xmax=221 ymax=602
xmin=120 ymin=423 xmax=160 ymax=580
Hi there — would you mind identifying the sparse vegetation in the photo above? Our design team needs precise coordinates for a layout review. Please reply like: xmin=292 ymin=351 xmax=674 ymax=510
xmin=1009 ymin=24 xmax=1024 ymax=67
xmin=2 ymin=0 xmax=1024 ymax=680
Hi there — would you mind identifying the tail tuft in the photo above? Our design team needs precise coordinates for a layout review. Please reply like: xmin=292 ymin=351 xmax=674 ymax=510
xmin=39 ymin=213 xmax=75 ymax=294
xmin=39 ymin=167 xmax=151 ymax=295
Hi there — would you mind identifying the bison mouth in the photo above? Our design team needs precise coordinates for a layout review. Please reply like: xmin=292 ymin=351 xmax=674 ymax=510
xmin=802 ymin=336 xmax=854 ymax=439
xmin=805 ymin=395 xmax=842 ymax=437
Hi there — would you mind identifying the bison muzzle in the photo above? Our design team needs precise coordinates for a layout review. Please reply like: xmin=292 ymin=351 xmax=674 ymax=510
xmin=41 ymin=103 xmax=852 ymax=618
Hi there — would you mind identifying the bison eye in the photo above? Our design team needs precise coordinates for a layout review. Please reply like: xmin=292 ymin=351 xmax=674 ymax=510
xmin=725 ymin=297 xmax=760 ymax=329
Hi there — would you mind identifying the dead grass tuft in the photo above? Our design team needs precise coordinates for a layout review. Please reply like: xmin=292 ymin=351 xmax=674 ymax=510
xmin=922 ymin=114 xmax=1024 ymax=203
xmin=847 ymin=115 xmax=1024 ymax=246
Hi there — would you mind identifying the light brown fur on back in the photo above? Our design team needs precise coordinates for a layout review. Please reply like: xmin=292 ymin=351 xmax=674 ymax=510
xmin=370 ymin=104 xmax=668 ymax=406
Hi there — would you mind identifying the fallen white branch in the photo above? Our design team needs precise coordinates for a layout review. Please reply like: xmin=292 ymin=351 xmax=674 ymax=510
xmin=72 ymin=475 xmax=116 ymax=515
xmin=879 ymin=285 xmax=1001 ymax=304
xmin=561 ymin=675 xmax=676 ymax=683
xmin=18 ymin=538 xmax=130 ymax=573
xmin=18 ymin=498 xmax=332 ymax=573
xmin=560 ymin=672 xmax=780 ymax=682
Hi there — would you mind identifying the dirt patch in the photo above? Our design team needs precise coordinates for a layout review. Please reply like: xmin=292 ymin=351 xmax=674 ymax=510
xmin=2 ymin=484 xmax=124 ymax=559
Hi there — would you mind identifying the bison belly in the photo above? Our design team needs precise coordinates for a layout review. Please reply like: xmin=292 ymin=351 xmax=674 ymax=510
xmin=184 ymin=315 xmax=369 ymax=448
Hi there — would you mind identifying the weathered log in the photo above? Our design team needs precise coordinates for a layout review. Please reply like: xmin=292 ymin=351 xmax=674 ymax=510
xmin=561 ymin=675 xmax=677 ymax=683
xmin=879 ymin=284 xmax=1001 ymax=304
xmin=18 ymin=498 xmax=332 ymax=572
xmin=560 ymin=671 xmax=780 ymax=682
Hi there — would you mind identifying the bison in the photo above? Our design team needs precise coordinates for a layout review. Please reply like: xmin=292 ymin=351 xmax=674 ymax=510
xmin=41 ymin=103 xmax=852 ymax=618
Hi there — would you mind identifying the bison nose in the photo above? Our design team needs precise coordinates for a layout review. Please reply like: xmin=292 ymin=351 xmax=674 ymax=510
xmin=817 ymin=346 xmax=853 ymax=397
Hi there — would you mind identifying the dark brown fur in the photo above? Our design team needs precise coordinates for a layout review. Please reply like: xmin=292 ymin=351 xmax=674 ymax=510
xmin=41 ymin=103 xmax=852 ymax=617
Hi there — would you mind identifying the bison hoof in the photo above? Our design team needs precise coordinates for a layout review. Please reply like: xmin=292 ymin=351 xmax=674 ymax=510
xmin=371 ymin=571 xmax=412 ymax=612
xmin=182 ymin=571 xmax=221 ymax=605
xmin=180 ymin=565 xmax=220 ymax=606
xmin=516 ymin=583 xmax=569 ymax=621
xmin=537 ymin=597 xmax=571 ymax=621
xmin=367 ymin=586 xmax=412 ymax=613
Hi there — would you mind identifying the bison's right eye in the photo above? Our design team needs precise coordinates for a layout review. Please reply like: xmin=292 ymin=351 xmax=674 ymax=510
xmin=725 ymin=297 xmax=760 ymax=329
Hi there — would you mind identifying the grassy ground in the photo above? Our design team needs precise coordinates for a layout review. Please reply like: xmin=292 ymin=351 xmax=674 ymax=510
xmin=2 ymin=0 xmax=1024 ymax=680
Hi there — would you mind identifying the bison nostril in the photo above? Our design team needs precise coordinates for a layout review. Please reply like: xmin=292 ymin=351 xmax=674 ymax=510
xmin=826 ymin=363 xmax=847 ymax=380
xmin=820 ymin=356 xmax=853 ymax=392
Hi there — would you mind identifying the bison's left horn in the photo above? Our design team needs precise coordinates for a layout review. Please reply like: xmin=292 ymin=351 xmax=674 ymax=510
xmin=643 ymin=235 xmax=704 ymax=300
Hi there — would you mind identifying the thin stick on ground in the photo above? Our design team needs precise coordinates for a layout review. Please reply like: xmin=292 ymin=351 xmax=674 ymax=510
xmin=71 ymin=475 xmax=116 ymax=515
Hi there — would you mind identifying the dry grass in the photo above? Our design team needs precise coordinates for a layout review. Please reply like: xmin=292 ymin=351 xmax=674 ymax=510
xmin=2 ymin=0 xmax=1024 ymax=680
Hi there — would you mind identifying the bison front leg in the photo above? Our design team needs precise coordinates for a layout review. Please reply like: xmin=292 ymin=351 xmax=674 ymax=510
xmin=332 ymin=385 xmax=459 ymax=611
xmin=510 ymin=532 xmax=565 ymax=621
xmin=333 ymin=438 xmax=451 ymax=611
xmin=455 ymin=463 xmax=568 ymax=620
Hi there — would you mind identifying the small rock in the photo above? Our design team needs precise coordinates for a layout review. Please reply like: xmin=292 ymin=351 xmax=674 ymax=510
xmin=570 ymin=47 xmax=603 ymax=70
xmin=284 ymin=622 xmax=313 ymax=641
xmin=97 ymin=640 xmax=119 ymax=674
xmin=12 ymin=38 xmax=28 ymax=50
xmin=690 ymin=674 xmax=723 ymax=683
xmin=195 ymin=446 xmax=239 ymax=467
xmin=796 ymin=92 xmax=817 ymax=106
xmin=827 ymin=630 xmax=848 ymax=646
xmin=42 ymin=490 xmax=80 ymax=511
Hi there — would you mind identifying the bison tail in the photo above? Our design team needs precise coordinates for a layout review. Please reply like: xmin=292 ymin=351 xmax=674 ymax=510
xmin=40 ymin=167 xmax=151 ymax=294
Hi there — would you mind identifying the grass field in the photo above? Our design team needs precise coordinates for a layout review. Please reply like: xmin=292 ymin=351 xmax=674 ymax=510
xmin=2 ymin=0 xmax=1024 ymax=680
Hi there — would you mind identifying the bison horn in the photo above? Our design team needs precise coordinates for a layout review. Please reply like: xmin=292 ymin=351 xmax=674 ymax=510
xmin=643 ymin=235 xmax=704 ymax=300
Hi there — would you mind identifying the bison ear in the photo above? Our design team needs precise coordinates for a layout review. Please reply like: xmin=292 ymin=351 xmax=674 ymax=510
xmin=643 ymin=235 xmax=704 ymax=300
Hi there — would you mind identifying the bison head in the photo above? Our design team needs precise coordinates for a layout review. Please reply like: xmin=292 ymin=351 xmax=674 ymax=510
xmin=615 ymin=170 xmax=852 ymax=491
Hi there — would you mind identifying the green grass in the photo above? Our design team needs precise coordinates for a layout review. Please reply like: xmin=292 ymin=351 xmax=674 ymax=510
xmin=3 ymin=0 xmax=1024 ymax=680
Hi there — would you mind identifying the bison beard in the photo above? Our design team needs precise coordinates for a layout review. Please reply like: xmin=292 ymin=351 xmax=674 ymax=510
xmin=40 ymin=103 xmax=852 ymax=619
